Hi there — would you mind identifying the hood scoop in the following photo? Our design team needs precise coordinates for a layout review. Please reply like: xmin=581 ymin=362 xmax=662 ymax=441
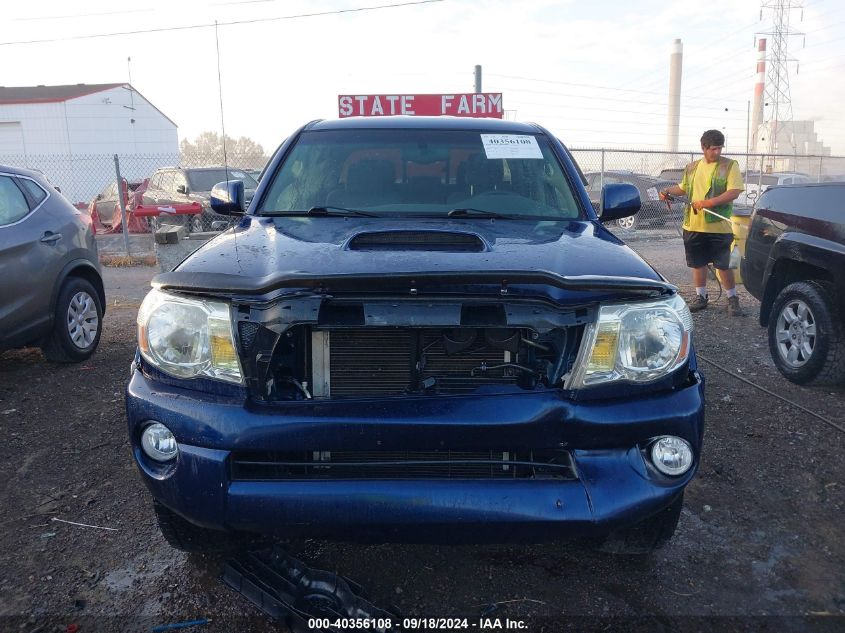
xmin=348 ymin=230 xmax=486 ymax=252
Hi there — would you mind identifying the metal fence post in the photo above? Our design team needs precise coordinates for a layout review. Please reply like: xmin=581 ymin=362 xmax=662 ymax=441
xmin=114 ymin=154 xmax=130 ymax=256
xmin=818 ymin=155 xmax=823 ymax=182
xmin=600 ymin=148 xmax=605 ymax=190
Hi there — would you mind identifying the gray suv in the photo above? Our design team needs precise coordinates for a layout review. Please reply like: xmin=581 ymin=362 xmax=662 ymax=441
xmin=0 ymin=166 xmax=104 ymax=362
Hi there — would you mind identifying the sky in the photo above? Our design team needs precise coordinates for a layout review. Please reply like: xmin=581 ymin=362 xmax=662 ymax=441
xmin=3 ymin=0 xmax=845 ymax=156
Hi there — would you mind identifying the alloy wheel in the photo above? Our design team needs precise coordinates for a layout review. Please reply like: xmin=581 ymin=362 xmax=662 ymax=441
xmin=775 ymin=299 xmax=816 ymax=368
xmin=617 ymin=216 xmax=636 ymax=231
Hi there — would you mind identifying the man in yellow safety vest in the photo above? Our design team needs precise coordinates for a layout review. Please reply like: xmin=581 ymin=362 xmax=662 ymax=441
xmin=660 ymin=129 xmax=745 ymax=316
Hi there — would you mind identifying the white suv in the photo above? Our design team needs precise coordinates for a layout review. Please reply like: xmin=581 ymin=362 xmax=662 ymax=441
xmin=740 ymin=172 xmax=812 ymax=207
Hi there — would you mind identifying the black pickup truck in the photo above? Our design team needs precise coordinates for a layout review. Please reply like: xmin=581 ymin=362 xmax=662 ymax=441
xmin=742 ymin=182 xmax=845 ymax=384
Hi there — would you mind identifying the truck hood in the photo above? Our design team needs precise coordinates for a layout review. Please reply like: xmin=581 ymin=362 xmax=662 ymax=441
xmin=154 ymin=216 xmax=671 ymax=300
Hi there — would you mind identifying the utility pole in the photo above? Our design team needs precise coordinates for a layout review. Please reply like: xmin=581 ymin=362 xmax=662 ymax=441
xmin=474 ymin=65 xmax=482 ymax=93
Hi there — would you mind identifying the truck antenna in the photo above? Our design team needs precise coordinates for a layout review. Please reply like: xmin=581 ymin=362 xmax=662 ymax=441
xmin=215 ymin=20 xmax=229 ymax=182
xmin=215 ymin=20 xmax=240 ymax=267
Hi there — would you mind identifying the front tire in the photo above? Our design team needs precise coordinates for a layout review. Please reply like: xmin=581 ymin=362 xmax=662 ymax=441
xmin=153 ymin=500 xmax=238 ymax=553
xmin=42 ymin=277 xmax=103 ymax=363
xmin=767 ymin=281 xmax=845 ymax=385
xmin=598 ymin=493 xmax=684 ymax=555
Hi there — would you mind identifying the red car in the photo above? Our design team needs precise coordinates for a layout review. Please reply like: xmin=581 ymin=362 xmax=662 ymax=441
xmin=90 ymin=178 xmax=151 ymax=233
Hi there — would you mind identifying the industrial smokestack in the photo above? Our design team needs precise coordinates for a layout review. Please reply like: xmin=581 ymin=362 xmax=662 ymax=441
xmin=750 ymin=38 xmax=766 ymax=153
xmin=666 ymin=39 xmax=683 ymax=153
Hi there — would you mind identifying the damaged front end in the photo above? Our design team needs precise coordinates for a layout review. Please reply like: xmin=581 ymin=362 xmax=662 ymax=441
xmin=239 ymin=297 xmax=588 ymax=402
xmin=131 ymin=268 xmax=703 ymax=545
xmin=144 ymin=269 xmax=676 ymax=403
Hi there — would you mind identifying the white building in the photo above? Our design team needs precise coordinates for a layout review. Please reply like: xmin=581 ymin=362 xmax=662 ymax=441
xmin=752 ymin=120 xmax=838 ymax=176
xmin=0 ymin=83 xmax=178 ymax=203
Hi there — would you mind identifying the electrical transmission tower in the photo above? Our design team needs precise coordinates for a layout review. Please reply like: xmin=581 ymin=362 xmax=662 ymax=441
xmin=757 ymin=1 xmax=804 ymax=155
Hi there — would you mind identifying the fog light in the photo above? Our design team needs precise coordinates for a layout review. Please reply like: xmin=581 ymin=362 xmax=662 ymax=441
xmin=650 ymin=436 xmax=693 ymax=476
xmin=141 ymin=422 xmax=178 ymax=462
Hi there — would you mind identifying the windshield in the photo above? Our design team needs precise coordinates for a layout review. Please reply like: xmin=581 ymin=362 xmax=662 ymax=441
xmin=187 ymin=169 xmax=258 ymax=192
xmin=257 ymin=129 xmax=582 ymax=219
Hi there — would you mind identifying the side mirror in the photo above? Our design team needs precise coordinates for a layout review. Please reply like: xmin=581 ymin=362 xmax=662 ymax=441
xmin=210 ymin=180 xmax=245 ymax=215
xmin=96 ymin=194 xmax=103 ymax=201
xmin=599 ymin=183 xmax=641 ymax=222
xmin=176 ymin=184 xmax=189 ymax=195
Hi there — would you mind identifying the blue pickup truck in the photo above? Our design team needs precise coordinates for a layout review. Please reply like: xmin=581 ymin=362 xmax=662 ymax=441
xmin=126 ymin=116 xmax=703 ymax=554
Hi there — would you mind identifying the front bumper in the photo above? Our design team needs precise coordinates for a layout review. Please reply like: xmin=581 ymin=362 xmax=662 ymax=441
xmin=126 ymin=367 xmax=705 ymax=542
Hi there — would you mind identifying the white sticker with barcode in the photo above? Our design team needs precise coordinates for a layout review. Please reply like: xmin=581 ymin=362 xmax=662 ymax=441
xmin=480 ymin=134 xmax=543 ymax=159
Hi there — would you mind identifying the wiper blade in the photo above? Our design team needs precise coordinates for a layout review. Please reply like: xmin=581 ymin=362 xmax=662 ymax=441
xmin=306 ymin=206 xmax=379 ymax=217
xmin=447 ymin=207 xmax=511 ymax=219
xmin=264 ymin=206 xmax=379 ymax=218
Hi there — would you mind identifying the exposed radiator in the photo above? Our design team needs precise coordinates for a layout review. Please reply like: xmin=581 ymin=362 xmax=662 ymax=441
xmin=312 ymin=329 xmax=517 ymax=398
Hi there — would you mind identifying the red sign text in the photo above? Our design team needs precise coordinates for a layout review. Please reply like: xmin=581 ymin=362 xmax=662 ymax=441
xmin=338 ymin=93 xmax=504 ymax=118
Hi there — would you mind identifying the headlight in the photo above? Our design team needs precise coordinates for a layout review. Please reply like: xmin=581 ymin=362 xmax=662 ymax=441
xmin=568 ymin=294 xmax=692 ymax=388
xmin=137 ymin=288 xmax=243 ymax=384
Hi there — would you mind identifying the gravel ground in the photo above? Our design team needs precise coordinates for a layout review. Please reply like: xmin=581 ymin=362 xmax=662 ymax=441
xmin=1 ymin=232 xmax=843 ymax=633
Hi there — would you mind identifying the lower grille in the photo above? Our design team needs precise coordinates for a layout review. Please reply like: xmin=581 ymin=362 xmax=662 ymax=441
xmin=230 ymin=450 xmax=577 ymax=481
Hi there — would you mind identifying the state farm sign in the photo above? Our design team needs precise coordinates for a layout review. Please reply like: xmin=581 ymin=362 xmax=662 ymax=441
xmin=338 ymin=93 xmax=503 ymax=119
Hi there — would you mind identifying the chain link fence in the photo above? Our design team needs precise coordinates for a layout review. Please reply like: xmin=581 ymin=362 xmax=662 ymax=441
xmin=569 ymin=148 xmax=845 ymax=233
xmin=1 ymin=147 xmax=843 ymax=249
xmin=0 ymin=150 xmax=267 ymax=235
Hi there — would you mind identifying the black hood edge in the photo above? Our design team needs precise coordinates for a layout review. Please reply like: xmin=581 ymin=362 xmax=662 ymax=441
xmin=152 ymin=270 xmax=676 ymax=297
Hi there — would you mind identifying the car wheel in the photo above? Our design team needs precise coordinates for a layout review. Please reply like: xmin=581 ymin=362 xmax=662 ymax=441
xmin=767 ymin=281 xmax=845 ymax=385
xmin=42 ymin=277 xmax=103 ymax=363
xmin=596 ymin=492 xmax=684 ymax=555
xmin=616 ymin=214 xmax=638 ymax=231
xmin=189 ymin=214 xmax=204 ymax=233
xmin=153 ymin=500 xmax=241 ymax=553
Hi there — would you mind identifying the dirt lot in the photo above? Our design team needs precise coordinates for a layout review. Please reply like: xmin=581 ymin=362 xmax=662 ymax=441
xmin=1 ymin=232 xmax=843 ymax=632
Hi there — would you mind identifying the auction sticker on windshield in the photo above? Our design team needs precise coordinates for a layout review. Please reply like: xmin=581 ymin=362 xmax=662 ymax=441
xmin=480 ymin=134 xmax=543 ymax=159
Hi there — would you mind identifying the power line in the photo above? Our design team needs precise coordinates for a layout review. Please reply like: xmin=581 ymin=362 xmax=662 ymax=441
xmin=0 ymin=0 xmax=445 ymax=47
xmin=489 ymin=73 xmax=682 ymax=99
xmin=12 ymin=8 xmax=155 ymax=22
xmin=503 ymin=103 xmax=745 ymax=128
xmin=612 ymin=17 xmax=764 ymax=93
xmin=801 ymin=34 xmax=845 ymax=50
xmin=683 ymin=62 xmax=757 ymax=91
xmin=493 ymin=71 xmax=755 ymax=108
xmin=490 ymin=71 xmax=754 ymax=109
xmin=504 ymin=99 xmax=749 ymax=124
xmin=803 ymin=17 xmax=845 ymax=33
xmin=494 ymin=85 xmax=748 ymax=113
